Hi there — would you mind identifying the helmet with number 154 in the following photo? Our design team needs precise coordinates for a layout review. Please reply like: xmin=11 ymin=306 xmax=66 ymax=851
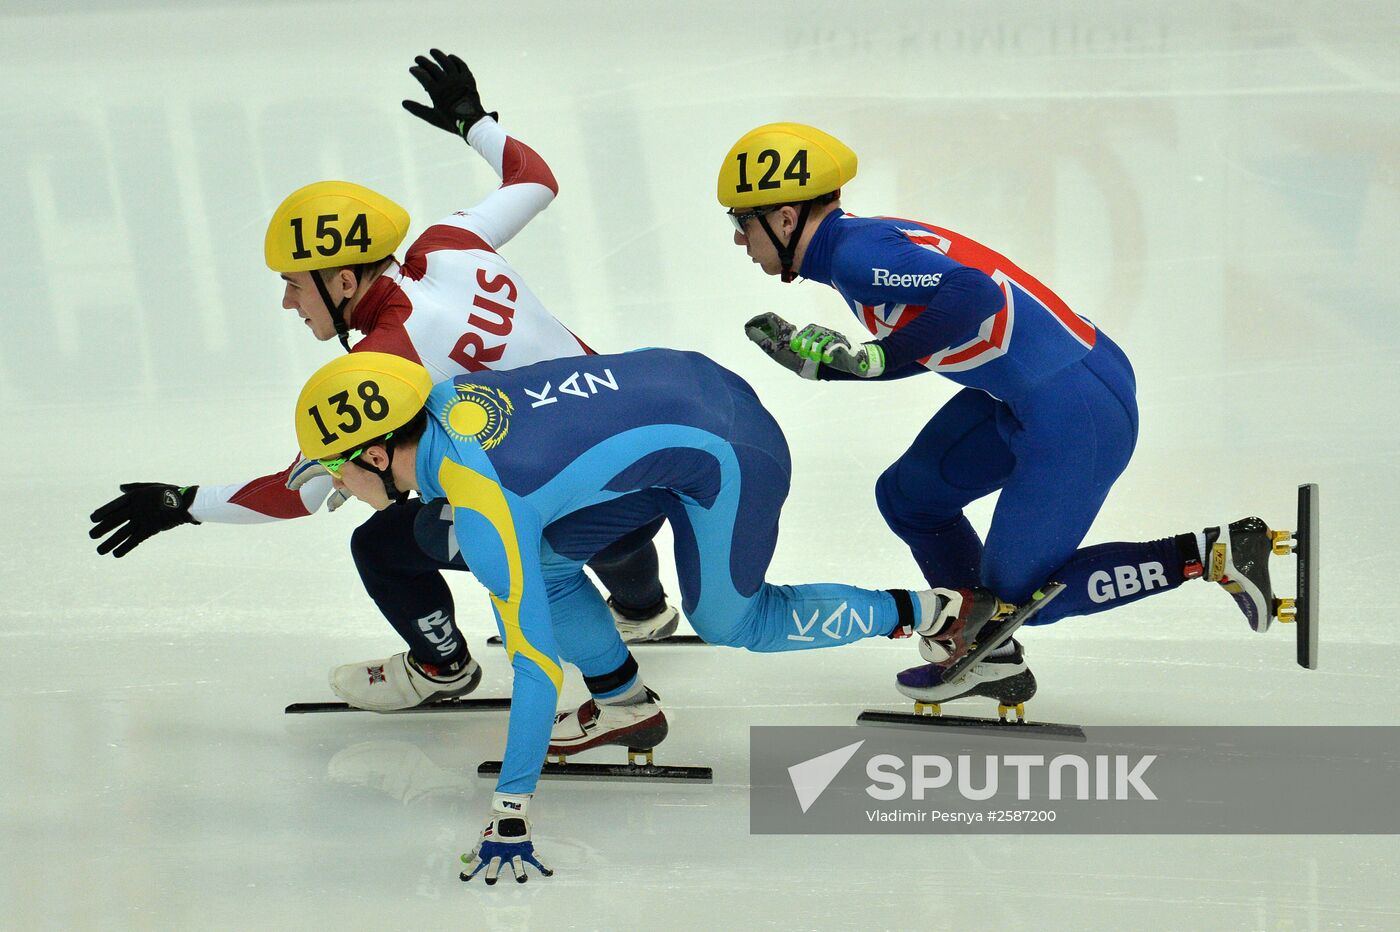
xmin=265 ymin=181 xmax=410 ymax=274
xmin=716 ymin=122 xmax=857 ymax=209
xmin=295 ymin=352 xmax=433 ymax=464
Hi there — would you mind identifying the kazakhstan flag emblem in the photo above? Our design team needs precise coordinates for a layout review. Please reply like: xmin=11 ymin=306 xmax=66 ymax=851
xmin=441 ymin=383 xmax=513 ymax=450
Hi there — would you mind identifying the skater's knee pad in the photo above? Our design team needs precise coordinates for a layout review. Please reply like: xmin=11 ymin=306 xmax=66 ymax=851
xmin=412 ymin=499 xmax=463 ymax=567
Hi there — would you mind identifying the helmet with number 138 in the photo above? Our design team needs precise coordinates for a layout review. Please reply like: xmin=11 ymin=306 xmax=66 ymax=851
xmin=266 ymin=181 xmax=411 ymax=350
xmin=717 ymin=122 xmax=857 ymax=282
xmin=294 ymin=352 xmax=433 ymax=509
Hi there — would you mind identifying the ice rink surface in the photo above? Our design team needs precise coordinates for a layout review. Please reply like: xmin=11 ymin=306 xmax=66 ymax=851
xmin=3 ymin=0 xmax=1399 ymax=928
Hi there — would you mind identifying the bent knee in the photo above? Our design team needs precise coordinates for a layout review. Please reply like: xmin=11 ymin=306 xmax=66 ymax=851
xmin=874 ymin=465 xmax=904 ymax=523
xmin=685 ymin=608 xmax=752 ymax=648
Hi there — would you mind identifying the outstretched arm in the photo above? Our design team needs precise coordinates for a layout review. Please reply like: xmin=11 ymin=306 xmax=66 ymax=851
xmin=89 ymin=453 xmax=337 ymax=558
xmin=401 ymin=48 xmax=558 ymax=251
xmin=442 ymin=466 xmax=560 ymax=799
xmin=191 ymin=453 xmax=335 ymax=523
xmin=442 ymin=460 xmax=558 ymax=885
xmin=456 ymin=117 xmax=558 ymax=249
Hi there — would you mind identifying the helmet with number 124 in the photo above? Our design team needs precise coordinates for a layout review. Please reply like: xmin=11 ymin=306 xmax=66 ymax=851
xmin=716 ymin=122 xmax=857 ymax=209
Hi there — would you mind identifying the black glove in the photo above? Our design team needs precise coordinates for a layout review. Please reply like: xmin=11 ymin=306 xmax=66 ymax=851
xmin=401 ymin=48 xmax=497 ymax=139
xmin=89 ymin=483 xmax=199 ymax=558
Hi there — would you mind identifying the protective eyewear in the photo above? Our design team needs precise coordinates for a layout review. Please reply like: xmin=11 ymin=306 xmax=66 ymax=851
xmin=727 ymin=206 xmax=776 ymax=233
xmin=317 ymin=447 xmax=365 ymax=476
xmin=318 ymin=431 xmax=394 ymax=476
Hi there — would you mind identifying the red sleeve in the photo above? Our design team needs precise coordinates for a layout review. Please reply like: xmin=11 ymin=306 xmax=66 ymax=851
xmin=228 ymin=465 xmax=314 ymax=519
xmin=501 ymin=136 xmax=558 ymax=194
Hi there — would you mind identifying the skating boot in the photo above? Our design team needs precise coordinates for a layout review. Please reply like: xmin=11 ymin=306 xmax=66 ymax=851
xmin=897 ymin=638 xmax=1035 ymax=702
xmin=1201 ymin=517 xmax=1287 ymax=632
xmin=548 ymin=688 xmax=668 ymax=762
xmin=329 ymin=652 xmax=482 ymax=712
xmin=608 ymin=597 xmax=680 ymax=643
xmin=911 ymin=586 xmax=1007 ymax=665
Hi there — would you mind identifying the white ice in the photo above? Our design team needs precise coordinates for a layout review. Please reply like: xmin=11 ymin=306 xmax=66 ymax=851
xmin=3 ymin=1 xmax=1399 ymax=928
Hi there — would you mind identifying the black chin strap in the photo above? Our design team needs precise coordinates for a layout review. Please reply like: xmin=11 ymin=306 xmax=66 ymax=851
xmin=364 ymin=436 xmax=409 ymax=505
xmin=755 ymin=201 xmax=814 ymax=283
xmin=310 ymin=268 xmax=354 ymax=352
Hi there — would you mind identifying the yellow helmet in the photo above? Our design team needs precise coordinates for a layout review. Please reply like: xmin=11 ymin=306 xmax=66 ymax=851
xmin=716 ymin=122 xmax=857 ymax=209
xmin=295 ymin=352 xmax=434 ymax=463
xmin=265 ymin=181 xmax=410 ymax=274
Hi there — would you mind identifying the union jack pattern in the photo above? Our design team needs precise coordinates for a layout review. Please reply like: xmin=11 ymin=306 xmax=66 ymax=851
xmin=809 ymin=213 xmax=1097 ymax=394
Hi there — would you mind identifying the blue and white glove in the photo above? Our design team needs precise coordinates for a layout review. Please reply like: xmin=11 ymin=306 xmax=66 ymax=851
xmin=459 ymin=794 xmax=553 ymax=885
xmin=286 ymin=455 xmax=351 ymax=512
xmin=789 ymin=323 xmax=886 ymax=378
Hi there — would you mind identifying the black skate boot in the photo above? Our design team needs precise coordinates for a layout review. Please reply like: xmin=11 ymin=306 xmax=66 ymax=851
xmin=895 ymin=640 xmax=1037 ymax=710
xmin=1202 ymin=517 xmax=1287 ymax=632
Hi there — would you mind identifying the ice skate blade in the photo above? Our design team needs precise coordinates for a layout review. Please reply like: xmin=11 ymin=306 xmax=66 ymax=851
xmin=1295 ymin=482 xmax=1320 ymax=670
xmin=477 ymin=759 xmax=713 ymax=783
xmin=857 ymin=709 xmax=1086 ymax=742
xmin=487 ymin=634 xmax=707 ymax=647
xmin=284 ymin=696 xmax=510 ymax=714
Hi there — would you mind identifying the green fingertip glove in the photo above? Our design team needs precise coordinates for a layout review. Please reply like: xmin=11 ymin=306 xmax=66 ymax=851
xmin=789 ymin=324 xmax=886 ymax=378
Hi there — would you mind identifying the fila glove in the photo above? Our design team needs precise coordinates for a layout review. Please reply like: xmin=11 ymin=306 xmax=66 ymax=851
xmin=459 ymin=794 xmax=553 ymax=885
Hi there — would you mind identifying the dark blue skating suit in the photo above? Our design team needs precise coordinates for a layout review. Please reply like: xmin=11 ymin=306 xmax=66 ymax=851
xmin=799 ymin=211 xmax=1189 ymax=620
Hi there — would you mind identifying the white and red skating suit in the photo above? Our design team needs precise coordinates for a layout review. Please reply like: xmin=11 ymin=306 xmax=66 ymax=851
xmin=189 ymin=118 xmax=590 ymax=523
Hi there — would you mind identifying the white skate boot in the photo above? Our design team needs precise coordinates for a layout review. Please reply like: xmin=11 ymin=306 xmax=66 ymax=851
xmin=548 ymin=688 xmax=668 ymax=758
xmin=908 ymin=586 xmax=1004 ymax=663
xmin=328 ymin=652 xmax=482 ymax=713
xmin=608 ymin=597 xmax=680 ymax=642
